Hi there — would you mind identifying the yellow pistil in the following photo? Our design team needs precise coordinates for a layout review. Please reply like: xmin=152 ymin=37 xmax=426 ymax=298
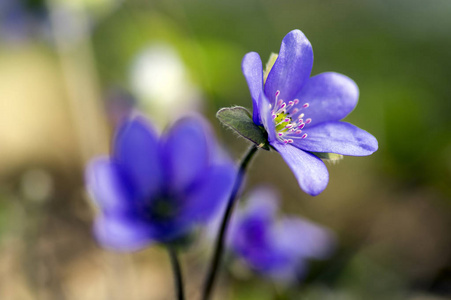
xmin=274 ymin=112 xmax=291 ymax=132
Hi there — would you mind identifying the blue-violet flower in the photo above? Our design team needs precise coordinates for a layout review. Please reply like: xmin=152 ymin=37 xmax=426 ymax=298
xmin=242 ymin=29 xmax=378 ymax=196
xmin=86 ymin=115 xmax=235 ymax=251
xmin=228 ymin=187 xmax=335 ymax=283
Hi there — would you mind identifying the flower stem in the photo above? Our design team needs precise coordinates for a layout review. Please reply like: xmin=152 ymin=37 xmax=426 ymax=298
xmin=201 ymin=144 xmax=259 ymax=300
xmin=168 ymin=247 xmax=185 ymax=300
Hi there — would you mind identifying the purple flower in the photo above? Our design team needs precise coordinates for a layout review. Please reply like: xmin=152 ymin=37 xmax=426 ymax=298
xmin=228 ymin=188 xmax=335 ymax=283
xmin=86 ymin=115 xmax=235 ymax=251
xmin=242 ymin=30 xmax=378 ymax=196
xmin=0 ymin=0 xmax=42 ymax=42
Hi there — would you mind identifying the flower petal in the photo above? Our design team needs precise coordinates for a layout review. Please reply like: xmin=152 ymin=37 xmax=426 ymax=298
xmin=244 ymin=187 xmax=279 ymax=220
xmin=162 ymin=116 xmax=211 ymax=191
xmin=295 ymin=122 xmax=378 ymax=156
xmin=259 ymin=92 xmax=277 ymax=142
xmin=232 ymin=213 xmax=295 ymax=277
xmin=264 ymin=30 xmax=313 ymax=105
xmin=85 ymin=157 xmax=133 ymax=213
xmin=113 ymin=117 xmax=162 ymax=199
xmin=272 ymin=143 xmax=329 ymax=196
xmin=275 ymin=218 xmax=335 ymax=260
xmin=148 ymin=219 xmax=193 ymax=244
xmin=181 ymin=164 xmax=235 ymax=223
xmin=295 ymin=72 xmax=359 ymax=125
xmin=242 ymin=52 xmax=264 ymax=126
xmin=94 ymin=215 xmax=154 ymax=252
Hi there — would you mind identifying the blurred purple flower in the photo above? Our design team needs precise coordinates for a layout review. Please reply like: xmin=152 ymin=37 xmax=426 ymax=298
xmin=86 ymin=115 xmax=235 ymax=251
xmin=242 ymin=29 xmax=378 ymax=196
xmin=0 ymin=0 xmax=43 ymax=42
xmin=0 ymin=0 xmax=54 ymax=44
xmin=228 ymin=188 xmax=335 ymax=283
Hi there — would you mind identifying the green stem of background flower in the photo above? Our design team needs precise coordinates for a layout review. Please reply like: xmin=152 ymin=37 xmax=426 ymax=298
xmin=201 ymin=144 xmax=259 ymax=300
xmin=168 ymin=247 xmax=185 ymax=300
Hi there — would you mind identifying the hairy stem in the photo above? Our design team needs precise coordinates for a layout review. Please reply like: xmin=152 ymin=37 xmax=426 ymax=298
xmin=201 ymin=144 xmax=259 ymax=300
xmin=168 ymin=247 xmax=185 ymax=300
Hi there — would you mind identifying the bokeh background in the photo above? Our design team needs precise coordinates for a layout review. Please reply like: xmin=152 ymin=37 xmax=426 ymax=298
xmin=1 ymin=0 xmax=450 ymax=299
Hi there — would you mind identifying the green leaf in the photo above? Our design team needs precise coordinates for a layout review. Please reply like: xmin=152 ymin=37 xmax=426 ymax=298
xmin=216 ymin=106 xmax=270 ymax=150
xmin=312 ymin=152 xmax=344 ymax=163
xmin=264 ymin=53 xmax=278 ymax=84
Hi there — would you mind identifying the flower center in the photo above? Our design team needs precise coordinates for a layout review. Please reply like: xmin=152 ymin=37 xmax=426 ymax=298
xmin=272 ymin=90 xmax=311 ymax=144
xmin=141 ymin=195 xmax=179 ymax=223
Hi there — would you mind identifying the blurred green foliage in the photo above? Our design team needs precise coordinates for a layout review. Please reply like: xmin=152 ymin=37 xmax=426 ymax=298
xmin=1 ymin=0 xmax=451 ymax=299
xmin=91 ymin=0 xmax=451 ymax=196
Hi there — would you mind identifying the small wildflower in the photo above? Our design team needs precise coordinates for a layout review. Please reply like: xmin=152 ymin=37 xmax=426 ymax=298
xmin=86 ymin=115 xmax=235 ymax=251
xmin=242 ymin=29 xmax=378 ymax=195
xmin=228 ymin=188 xmax=335 ymax=283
